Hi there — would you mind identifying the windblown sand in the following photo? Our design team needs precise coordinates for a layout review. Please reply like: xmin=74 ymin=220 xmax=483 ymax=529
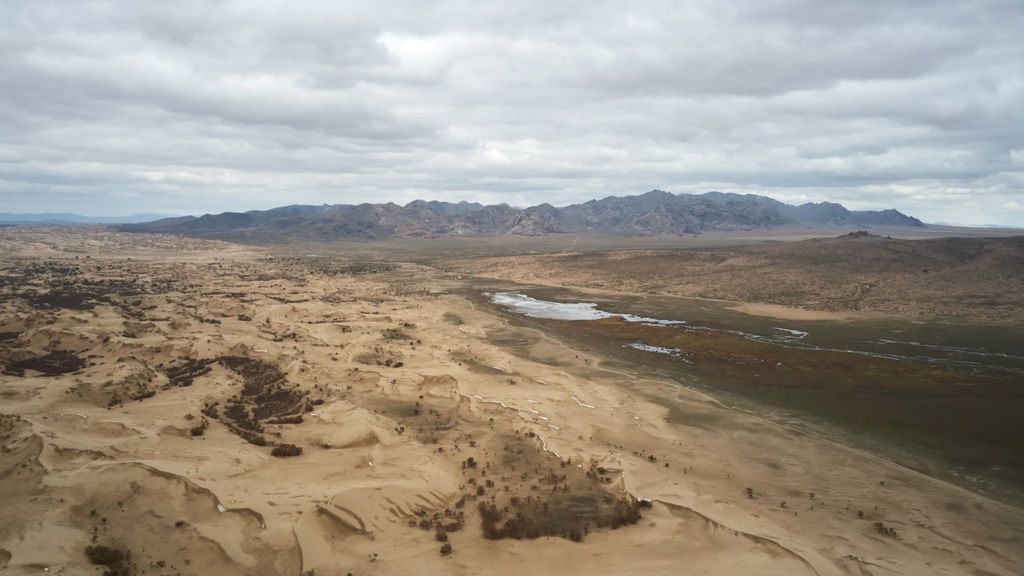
xmin=0 ymin=229 xmax=1021 ymax=576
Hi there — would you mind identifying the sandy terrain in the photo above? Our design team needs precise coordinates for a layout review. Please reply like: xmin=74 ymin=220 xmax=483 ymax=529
xmin=724 ymin=303 xmax=865 ymax=321
xmin=1 ymin=228 xmax=1021 ymax=576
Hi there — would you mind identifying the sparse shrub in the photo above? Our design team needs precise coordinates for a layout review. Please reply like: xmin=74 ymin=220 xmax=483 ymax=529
xmin=85 ymin=545 xmax=125 ymax=566
xmin=85 ymin=544 xmax=131 ymax=576
xmin=190 ymin=417 xmax=209 ymax=437
xmin=478 ymin=502 xmax=503 ymax=539
xmin=265 ymin=415 xmax=303 ymax=425
xmin=271 ymin=443 xmax=303 ymax=457
xmin=131 ymin=390 xmax=155 ymax=401
xmin=238 ymin=430 xmax=268 ymax=446
xmin=873 ymin=522 xmax=897 ymax=537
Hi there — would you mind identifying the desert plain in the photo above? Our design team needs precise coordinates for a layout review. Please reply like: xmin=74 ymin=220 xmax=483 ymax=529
xmin=1 ymin=227 xmax=1022 ymax=576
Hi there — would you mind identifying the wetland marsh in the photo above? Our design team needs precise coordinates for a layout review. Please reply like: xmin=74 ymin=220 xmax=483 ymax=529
xmin=481 ymin=284 xmax=1024 ymax=504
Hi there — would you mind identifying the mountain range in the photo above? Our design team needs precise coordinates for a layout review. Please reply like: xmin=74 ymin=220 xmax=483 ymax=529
xmin=0 ymin=212 xmax=175 ymax=225
xmin=119 ymin=190 xmax=924 ymax=240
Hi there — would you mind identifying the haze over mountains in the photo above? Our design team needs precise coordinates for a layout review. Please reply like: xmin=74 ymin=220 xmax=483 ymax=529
xmin=0 ymin=213 xmax=174 ymax=225
xmin=122 ymin=190 xmax=924 ymax=241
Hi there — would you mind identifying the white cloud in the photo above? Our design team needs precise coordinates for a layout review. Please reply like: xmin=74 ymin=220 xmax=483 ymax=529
xmin=0 ymin=0 xmax=1022 ymax=225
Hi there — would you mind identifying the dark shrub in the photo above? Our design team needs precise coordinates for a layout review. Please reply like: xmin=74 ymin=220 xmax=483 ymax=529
xmin=265 ymin=415 xmax=303 ymax=425
xmin=85 ymin=545 xmax=131 ymax=576
xmin=271 ymin=443 xmax=303 ymax=457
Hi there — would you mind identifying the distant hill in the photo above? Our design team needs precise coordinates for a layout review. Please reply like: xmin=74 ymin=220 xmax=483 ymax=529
xmin=0 ymin=212 xmax=176 ymax=225
xmin=119 ymin=191 xmax=924 ymax=241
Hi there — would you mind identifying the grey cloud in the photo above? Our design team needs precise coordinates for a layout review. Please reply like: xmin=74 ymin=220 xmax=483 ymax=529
xmin=0 ymin=0 xmax=1022 ymax=225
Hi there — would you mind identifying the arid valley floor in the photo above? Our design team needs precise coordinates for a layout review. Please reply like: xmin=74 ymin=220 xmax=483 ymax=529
xmin=1 ymin=228 xmax=1022 ymax=576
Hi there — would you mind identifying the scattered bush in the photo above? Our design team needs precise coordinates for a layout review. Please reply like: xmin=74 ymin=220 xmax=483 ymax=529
xmin=265 ymin=415 xmax=303 ymax=425
xmin=478 ymin=492 xmax=641 ymax=542
xmin=85 ymin=545 xmax=132 ymax=576
xmin=4 ymin=350 xmax=86 ymax=376
xmin=130 ymin=390 xmax=156 ymax=401
xmin=873 ymin=522 xmax=897 ymax=537
xmin=271 ymin=443 xmax=303 ymax=457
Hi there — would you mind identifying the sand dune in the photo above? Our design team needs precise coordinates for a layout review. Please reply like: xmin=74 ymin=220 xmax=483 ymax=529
xmin=0 ymin=228 xmax=1021 ymax=575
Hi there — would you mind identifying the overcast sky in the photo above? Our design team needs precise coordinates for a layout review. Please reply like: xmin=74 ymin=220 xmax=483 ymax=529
xmin=1 ymin=1 xmax=1022 ymax=225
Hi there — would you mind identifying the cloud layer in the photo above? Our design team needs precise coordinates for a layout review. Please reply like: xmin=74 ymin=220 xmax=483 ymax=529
xmin=1 ymin=0 xmax=1022 ymax=225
